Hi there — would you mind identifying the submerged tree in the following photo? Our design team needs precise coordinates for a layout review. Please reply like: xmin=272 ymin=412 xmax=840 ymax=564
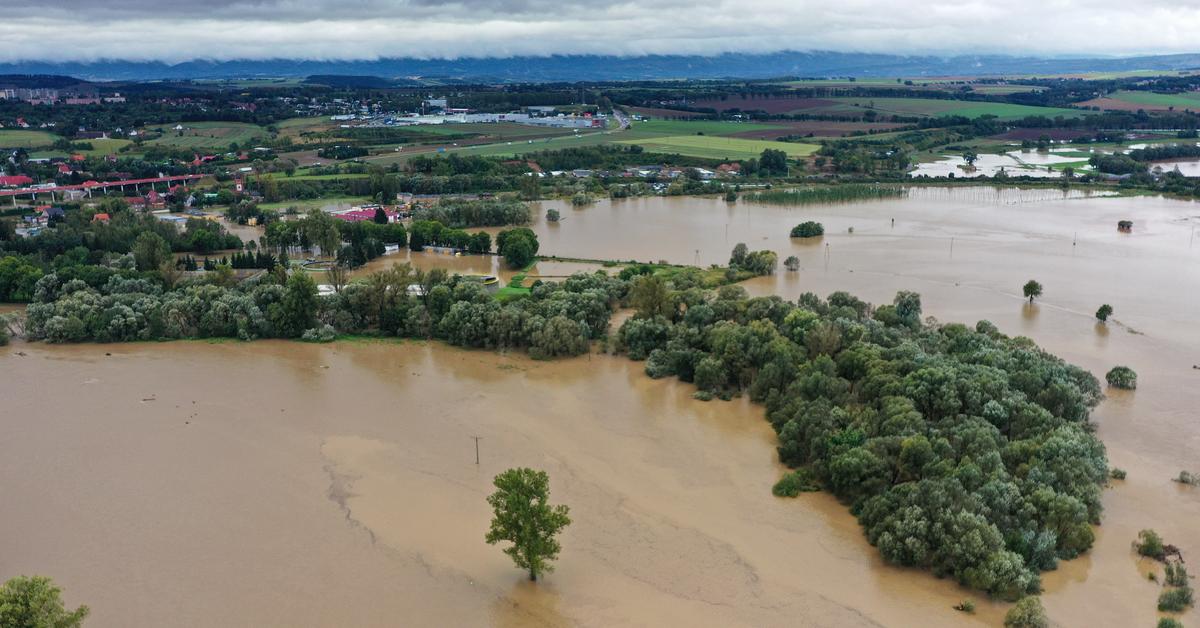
xmin=1106 ymin=366 xmax=1137 ymax=390
xmin=497 ymin=228 xmax=539 ymax=269
xmin=784 ymin=255 xmax=800 ymax=271
xmin=0 ymin=575 xmax=89 ymax=628
xmin=1003 ymin=596 xmax=1048 ymax=628
xmin=485 ymin=468 xmax=572 ymax=581
xmin=1135 ymin=529 xmax=1165 ymax=559
xmin=1023 ymin=280 xmax=1043 ymax=303
xmin=790 ymin=221 xmax=825 ymax=238
xmin=1095 ymin=304 xmax=1113 ymax=322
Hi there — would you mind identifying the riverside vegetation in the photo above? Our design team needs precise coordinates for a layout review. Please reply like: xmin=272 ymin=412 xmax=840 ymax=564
xmin=617 ymin=280 xmax=1107 ymax=600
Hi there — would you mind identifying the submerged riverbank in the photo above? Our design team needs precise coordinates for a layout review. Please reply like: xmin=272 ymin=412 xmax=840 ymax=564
xmin=3 ymin=186 xmax=1199 ymax=626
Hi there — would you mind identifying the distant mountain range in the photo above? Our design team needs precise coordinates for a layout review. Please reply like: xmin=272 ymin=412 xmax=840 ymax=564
xmin=2 ymin=51 xmax=1200 ymax=83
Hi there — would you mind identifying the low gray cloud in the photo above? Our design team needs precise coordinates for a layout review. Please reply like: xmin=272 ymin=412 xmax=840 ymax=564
xmin=3 ymin=0 xmax=1198 ymax=62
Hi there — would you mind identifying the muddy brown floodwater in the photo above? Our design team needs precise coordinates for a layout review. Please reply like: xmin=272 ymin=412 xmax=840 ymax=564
xmin=3 ymin=187 xmax=1199 ymax=627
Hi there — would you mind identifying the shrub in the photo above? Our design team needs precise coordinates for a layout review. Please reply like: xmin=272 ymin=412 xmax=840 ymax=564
xmin=1106 ymin=366 xmax=1137 ymax=389
xmin=772 ymin=469 xmax=820 ymax=497
xmin=1136 ymin=529 xmax=1166 ymax=560
xmin=790 ymin=221 xmax=825 ymax=238
xmin=1166 ymin=562 xmax=1189 ymax=587
xmin=953 ymin=600 xmax=976 ymax=614
xmin=1176 ymin=471 xmax=1198 ymax=486
xmin=301 ymin=324 xmax=337 ymax=342
xmin=1004 ymin=596 xmax=1049 ymax=628
xmin=1158 ymin=618 xmax=1184 ymax=628
xmin=1109 ymin=468 xmax=1126 ymax=480
xmin=546 ymin=208 xmax=561 ymax=222
xmin=1158 ymin=586 xmax=1194 ymax=612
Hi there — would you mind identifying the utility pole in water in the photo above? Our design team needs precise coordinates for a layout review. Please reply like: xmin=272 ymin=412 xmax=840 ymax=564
xmin=471 ymin=436 xmax=482 ymax=465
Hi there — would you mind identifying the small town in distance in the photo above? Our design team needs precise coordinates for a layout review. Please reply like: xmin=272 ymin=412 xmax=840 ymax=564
xmin=1 ymin=3 xmax=1199 ymax=628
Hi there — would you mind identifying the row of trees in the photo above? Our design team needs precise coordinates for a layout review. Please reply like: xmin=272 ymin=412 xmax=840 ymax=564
xmin=23 ymin=263 xmax=617 ymax=357
xmin=411 ymin=199 xmax=532 ymax=228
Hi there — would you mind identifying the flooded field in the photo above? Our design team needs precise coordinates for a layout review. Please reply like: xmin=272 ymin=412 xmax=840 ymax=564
xmin=4 ymin=187 xmax=1200 ymax=627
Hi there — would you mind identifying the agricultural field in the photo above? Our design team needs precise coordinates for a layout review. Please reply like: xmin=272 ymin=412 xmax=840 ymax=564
xmin=624 ymin=119 xmax=788 ymax=137
xmin=615 ymin=134 xmax=818 ymax=160
xmin=688 ymin=95 xmax=1080 ymax=119
xmin=627 ymin=106 xmax=706 ymax=119
xmin=825 ymin=98 xmax=1082 ymax=119
xmin=725 ymin=120 xmax=908 ymax=139
xmin=361 ymin=119 xmax=799 ymax=164
xmin=143 ymin=121 xmax=268 ymax=150
xmin=780 ymin=79 xmax=1042 ymax=95
xmin=0 ymin=129 xmax=60 ymax=148
xmin=283 ymin=173 xmax=371 ymax=181
xmin=76 ymin=137 xmax=134 ymax=156
xmin=1076 ymin=90 xmax=1200 ymax=112
xmin=400 ymin=122 xmax=580 ymax=140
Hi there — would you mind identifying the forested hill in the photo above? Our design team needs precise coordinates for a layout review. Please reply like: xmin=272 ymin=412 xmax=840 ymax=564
xmin=4 ymin=51 xmax=1200 ymax=82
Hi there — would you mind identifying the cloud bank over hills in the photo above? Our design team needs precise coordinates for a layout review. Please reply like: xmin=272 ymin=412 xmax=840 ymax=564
xmin=3 ymin=0 xmax=1199 ymax=63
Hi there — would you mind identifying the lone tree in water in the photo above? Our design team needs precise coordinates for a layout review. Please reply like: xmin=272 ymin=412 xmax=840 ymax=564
xmin=1022 ymin=280 xmax=1043 ymax=303
xmin=1095 ymin=304 xmax=1113 ymax=322
xmin=1106 ymin=366 xmax=1137 ymax=390
xmin=0 ymin=575 xmax=89 ymax=628
xmin=485 ymin=467 xmax=571 ymax=581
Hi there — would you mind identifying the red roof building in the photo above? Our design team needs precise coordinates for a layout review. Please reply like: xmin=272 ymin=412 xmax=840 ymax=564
xmin=0 ymin=175 xmax=34 ymax=187
xmin=92 ymin=213 xmax=110 ymax=223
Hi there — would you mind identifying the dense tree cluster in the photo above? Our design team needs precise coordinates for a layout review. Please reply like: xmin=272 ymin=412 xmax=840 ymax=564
xmin=407 ymin=220 xmax=490 ymax=254
xmin=729 ymin=243 xmax=778 ymax=276
xmin=790 ymin=221 xmax=825 ymax=238
xmin=616 ymin=285 xmax=1107 ymax=599
xmin=1087 ymin=153 xmax=1145 ymax=175
xmin=496 ymin=228 xmax=540 ymax=269
xmin=412 ymin=199 xmax=532 ymax=228
xmin=23 ymin=265 xmax=624 ymax=360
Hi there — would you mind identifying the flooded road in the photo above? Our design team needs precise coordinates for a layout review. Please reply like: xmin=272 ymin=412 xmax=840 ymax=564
xmin=3 ymin=187 xmax=1200 ymax=627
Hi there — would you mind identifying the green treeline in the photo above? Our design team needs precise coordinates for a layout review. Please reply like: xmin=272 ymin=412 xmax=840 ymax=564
xmin=749 ymin=185 xmax=908 ymax=205
xmin=23 ymin=265 xmax=618 ymax=360
xmin=412 ymin=199 xmax=532 ymax=228
xmin=616 ymin=281 xmax=1107 ymax=599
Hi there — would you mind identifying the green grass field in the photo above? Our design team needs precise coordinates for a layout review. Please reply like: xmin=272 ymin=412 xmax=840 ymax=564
xmin=617 ymin=134 xmax=817 ymax=160
xmin=77 ymin=137 xmax=133 ymax=156
xmin=624 ymin=119 xmax=788 ymax=137
xmin=1096 ymin=90 xmax=1200 ymax=110
xmin=283 ymin=173 xmax=371 ymax=181
xmin=144 ymin=121 xmax=268 ymax=150
xmin=0 ymin=129 xmax=60 ymax=148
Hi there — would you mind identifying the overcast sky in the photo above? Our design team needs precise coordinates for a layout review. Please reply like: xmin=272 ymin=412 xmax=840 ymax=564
xmin=3 ymin=0 xmax=1200 ymax=63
